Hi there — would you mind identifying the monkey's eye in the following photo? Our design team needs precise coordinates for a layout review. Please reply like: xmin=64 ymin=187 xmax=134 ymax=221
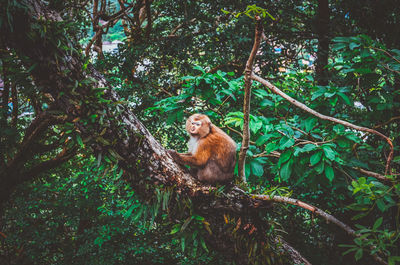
xmin=192 ymin=121 xmax=201 ymax=126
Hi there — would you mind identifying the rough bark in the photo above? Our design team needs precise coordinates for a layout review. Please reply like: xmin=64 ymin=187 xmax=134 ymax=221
xmin=0 ymin=1 xmax=311 ymax=264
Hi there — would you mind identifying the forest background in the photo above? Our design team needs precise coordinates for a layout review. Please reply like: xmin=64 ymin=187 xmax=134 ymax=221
xmin=0 ymin=0 xmax=399 ymax=264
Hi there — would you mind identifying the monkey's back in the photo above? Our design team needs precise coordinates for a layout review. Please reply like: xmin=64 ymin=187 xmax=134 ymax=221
xmin=207 ymin=125 xmax=236 ymax=173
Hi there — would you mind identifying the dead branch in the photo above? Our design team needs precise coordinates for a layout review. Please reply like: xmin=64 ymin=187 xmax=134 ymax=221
xmin=251 ymin=74 xmax=394 ymax=175
xmin=238 ymin=16 xmax=263 ymax=182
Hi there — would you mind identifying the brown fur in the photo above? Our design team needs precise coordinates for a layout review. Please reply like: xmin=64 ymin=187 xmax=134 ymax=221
xmin=169 ymin=114 xmax=237 ymax=184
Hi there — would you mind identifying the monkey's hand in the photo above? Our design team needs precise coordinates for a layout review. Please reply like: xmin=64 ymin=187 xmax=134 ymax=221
xmin=167 ymin=149 xmax=181 ymax=163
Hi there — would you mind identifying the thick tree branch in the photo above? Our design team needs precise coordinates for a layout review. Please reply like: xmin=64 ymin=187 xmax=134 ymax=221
xmin=251 ymin=74 xmax=394 ymax=175
xmin=238 ymin=16 xmax=263 ymax=182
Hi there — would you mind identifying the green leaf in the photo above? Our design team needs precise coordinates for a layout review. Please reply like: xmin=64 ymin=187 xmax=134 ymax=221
xmin=76 ymin=134 xmax=84 ymax=147
xmin=250 ymin=161 xmax=264 ymax=177
xmin=265 ymin=142 xmax=278 ymax=153
xmin=354 ymin=248 xmax=363 ymax=261
xmin=279 ymin=136 xmax=295 ymax=150
xmin=376 ymin=199 xmax=386 ymax=212
xmin=170 ymin=224 xmax=181 ymax=234
xmin=315 ymin=161 xmax=325 ymax=174
xmin=280 ymin=161 xmax=292 ymax=181
xmin=332 ymin=43 xmax=347 ymax=51
xmin=193 ymin=65 xmax=205 ymax=73
xmin=324 ymin=165 xmax=334 ymax=182
xmin=349 ymin=42 xmax=360 ymax=50
xmin=255 ymin=134 xmax=272 ymax=146
xmin=305 ymin=117 xmax=317 ymax=132
xmin=302 ymin=144 xmax=317 ymax=152
xmin=166 ymin=112 xmax=177 ymax=125
xmin=200 ymin=237 xmax=209 ymax=252
xmin=310 ymin=151 xmax=323 ymax=166
xmin=337 ymin=92 xmax=352 ymax=106
xmin=250 ymin=121 xmax=263 ymax=134
xmin=279 ymin=150 xmax=293 ymax=165
xmin=322 ymin=146 xmax=336 ymax=160
xmin=181 ymin=237 xmax=186 ymax=252
xmin=372 ymin=217 xmax=383 ymax=230
xmin=260 ymin=99 xmax=274 ymax=107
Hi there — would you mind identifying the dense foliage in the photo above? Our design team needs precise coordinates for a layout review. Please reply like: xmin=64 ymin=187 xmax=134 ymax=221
xmin=1 ymin=0 xmax=399 ymax=264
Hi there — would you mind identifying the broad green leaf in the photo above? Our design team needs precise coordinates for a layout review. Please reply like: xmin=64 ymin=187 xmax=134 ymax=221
xmin=310 ymin=151 xmax=323 ymax=166
xmin=280 ymin=161 xmax=292 ymax=181
xmin=332 ymin=43 xmax=347 ymax=51
xmin=279 ymin=150 xmax=293 ymax=165
xmin=322 ymin=146 xmax=336 ymax=160
xmin=305 ymin=117 xmax=317 ymax=132
xmin=255 ymin=134 xmax=272 ymax=146
xmin=265 ymin=142 xmax=278 ymax=153
xmin=337 ymin=92 xmax=352 ymax=106
xmin=301 ymin=144 xmax=317 ymax=152
xmin=250 ymin=121 xmax=263 ymax=134
xmin=250 ymin=161 xmax=264 ymax=177
xmin=376 ymin=199 xmax=386 ymax=212
xmin=349 ymin=42 xmax=360 ymax=50
xmin=315 ymin=161 xmax=325 ymax=174
xmin=260 ymin=99 xmax=274 ymax=107
xmin=325 ymin=165 xmax=334 ymax=182
xmin=372 ymin=217 xmax=383 ymax=230
xmin=279 ymin=136 xmax=295 ymax=149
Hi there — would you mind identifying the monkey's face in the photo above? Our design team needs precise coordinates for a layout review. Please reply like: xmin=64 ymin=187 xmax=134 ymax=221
xmin=186 ymin=114 xmax=211 ymax=137
xmin=188 ymin=120 xmax=202 ymax=135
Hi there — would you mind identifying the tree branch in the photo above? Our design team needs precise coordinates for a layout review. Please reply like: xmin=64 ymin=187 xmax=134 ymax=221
xmin=5 ymin=112 xmax=67 ymax=171
xmin=255 ymin=194 xmax=388 ymax=265
xmin=354 ymin=167 xmax=393 ymax=184
xmin=251 ymin=74 xmax=394 ymax=175
xmin=238 ymin=16 xmax=263 ymax=182
xmin=21 ymin=147 xmax=77 ymax=182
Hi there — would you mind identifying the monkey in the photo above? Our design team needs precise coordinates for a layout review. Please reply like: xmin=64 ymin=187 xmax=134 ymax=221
xmin=168 ymin=114 xmax=237 ymax=184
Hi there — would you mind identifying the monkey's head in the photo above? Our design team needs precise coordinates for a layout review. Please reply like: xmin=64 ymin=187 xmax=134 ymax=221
xmin=186 ymin=114 xmax=211 ymax=138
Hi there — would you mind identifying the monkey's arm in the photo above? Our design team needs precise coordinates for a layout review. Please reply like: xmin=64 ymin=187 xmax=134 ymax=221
xmin=168 ymin=147 xmax=210 ymax=167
